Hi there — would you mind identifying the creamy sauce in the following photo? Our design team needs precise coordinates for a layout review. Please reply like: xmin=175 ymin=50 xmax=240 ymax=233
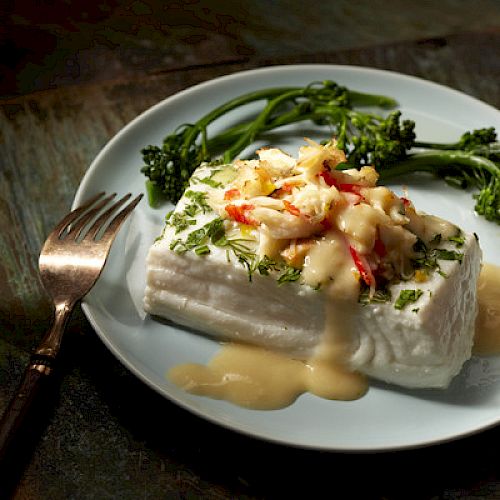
xmin=302 ymin=230 xmax=359 ymax=299
xmin=335 ymin=203 xmax=384 ymax=253
xmin=169 ymin=344 xmax=306 ymax=410
xmin=407 ymin=211 xmax=458 ymax=243
xmin=169 ymin=246 xmax=368 ymax=410
xmin=421 ymin=214 xmax=458 ymax=241
xmin=169 ymin=342 xmax=366 ymax=410
xmin=473 ymin=263 xmax=500 ymax=355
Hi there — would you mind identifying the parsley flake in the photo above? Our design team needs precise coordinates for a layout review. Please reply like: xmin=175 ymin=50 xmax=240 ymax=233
xmin=434 ymin=249 xmax=463 ymax=263
xmin=277 ymin=266 xmax=302 ymax=285
xmin=395 ymin=289 xmax=424 ymax=310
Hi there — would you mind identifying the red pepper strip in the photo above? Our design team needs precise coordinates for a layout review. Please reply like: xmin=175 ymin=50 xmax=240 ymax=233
xmin=319 ymin=171 xmax=362 ymax=195
xmin=400 ymin=197 xmax=411 ymax=207
xmin=225 ymin=204 xmax=257 ymax=226
xmin=319 ymin=170 xmax=337 ymax=187
xmin=283 ymin=200 xmax=301 ymax=216
xmin=224 ymin=188 xmax=240 ymax=200
xmin=338 ymin=183 xmax=362 ymax=195
xmin=373 ymin=238 xmax=387 ymax=257
xmin=349 ymin=245 xmax=375 ymax=286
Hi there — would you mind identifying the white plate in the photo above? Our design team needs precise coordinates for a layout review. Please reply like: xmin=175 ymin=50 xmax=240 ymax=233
xmin=73 ymin=65 xmax=500 ymax=452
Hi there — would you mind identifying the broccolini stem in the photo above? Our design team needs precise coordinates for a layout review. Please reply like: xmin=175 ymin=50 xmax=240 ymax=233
xmin=378 ymin=150 xmax=500 ymax=181
xmin=206 ymin=105 xmax=347 ymax=152
xmin=222 ymin=87 xmax=340 ymax=162
xmin=183 ymin=85 xmax=398 ymax=164
xmin=347 ymin=91 xmax=397 ymax=109
xmin=217 ymin=85 xmax=399 ymax=162
xmin=414 ymin=141 xmax=461 ymax=150
xmin=414 ymin=127 xmax=498 ymax=151
xmin=179 ymin=87 xmax=298 ymax=171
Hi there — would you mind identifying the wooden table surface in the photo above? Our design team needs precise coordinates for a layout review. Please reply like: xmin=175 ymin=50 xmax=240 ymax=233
xmin=1 ymin=2 xmax=500 ymax=498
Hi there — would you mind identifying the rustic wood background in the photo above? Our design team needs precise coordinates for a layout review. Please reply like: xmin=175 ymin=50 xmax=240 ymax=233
xmin=1 ymin=1 xmax=500 ymax=498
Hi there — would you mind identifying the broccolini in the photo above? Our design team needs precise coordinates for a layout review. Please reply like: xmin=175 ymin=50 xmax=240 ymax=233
xmin=140 ymin=81 xmax=500 ymax=224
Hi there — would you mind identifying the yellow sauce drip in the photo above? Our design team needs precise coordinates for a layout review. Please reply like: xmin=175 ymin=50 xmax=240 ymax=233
xmin=473 ymin=263 xmax=500 ymax=355
xmin=169 ymin=336 xmax=367 ymax=411
xmin=169 ymin=234 xmax=368 ymax=410
xmin=305 ymin=301 xmax=367 ymax=401
xmin=169 ymin=344 xmax=306 ymax=410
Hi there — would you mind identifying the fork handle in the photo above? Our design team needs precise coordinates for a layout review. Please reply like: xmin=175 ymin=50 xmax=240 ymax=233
xmin=0 ymin=301 xmax=70 ymax=468
xmin=0 ymin=359 xmax=53 ymax=464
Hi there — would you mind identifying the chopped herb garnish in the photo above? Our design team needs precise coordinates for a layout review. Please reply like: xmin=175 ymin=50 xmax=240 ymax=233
xmin=164 ymin=191 xmax=213 ymax=236
xmin=184 ymin=190 xmax=212 ymax=214
xmin=434 ymin=249 xmax=463 ymax=263
xmin=170 ymin=217 xmax=297 ymax=284
xmin=169 ymin=238 xmax=185 ymax=253
xmin=185 ymin=227 xmax=207 ymax=246
xmin=200 ymin=177 xmax=223 ymax=188
xmin=205 ymin=217 xmax=226 ymax=244
xmin=448 ymin=235 xmax=465 ymax=247
xmin=358 ymin=286 xmax=392 ymax=305
xmin=412 ymin=235 xmax=464 ymax=276
xmin=194 ymin=245 xmax=210 ymax=255
xmin=412 ymin=253 xmax=438 ymax=274
xmin=277 ymin=266 xmax=302 ymax=285
xmin=191 ymin=164 xmax=235 ymax=190
xmin=168 ymin=212 xmax=197 ymax=234
xmin=395 ymin=289 xmax=424 ymax=310
xmin=256 ymin=255 xmax=280 ymax=276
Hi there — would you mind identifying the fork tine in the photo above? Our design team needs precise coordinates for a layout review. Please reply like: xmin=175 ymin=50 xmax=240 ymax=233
xmin=65 ymin=193 xmax=117 ymax=240
xmin=97 ymin=194 xmax=144 ymax=243
xmin=52 ymin=192 xmax=106 ymax=238
xmin=83 ymin=193 xmax=134 ymax=241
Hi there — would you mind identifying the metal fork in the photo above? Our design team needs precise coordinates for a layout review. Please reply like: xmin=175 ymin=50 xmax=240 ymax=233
xmin=0 ymin=192 xmax=143 ymax=462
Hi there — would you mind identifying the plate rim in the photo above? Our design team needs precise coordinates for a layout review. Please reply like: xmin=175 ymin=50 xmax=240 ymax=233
xmin=73 ymin=63 xmax=500 ymax=452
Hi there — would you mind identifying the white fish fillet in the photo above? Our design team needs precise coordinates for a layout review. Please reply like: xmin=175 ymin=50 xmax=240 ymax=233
xmin=144 ymin=158 xmax=482 ymax=389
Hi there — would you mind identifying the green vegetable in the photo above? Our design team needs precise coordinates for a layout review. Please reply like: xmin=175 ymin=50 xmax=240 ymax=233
xmin=184 ymin=190 xmax=212 ymax=215
xmin=448 ymin=235 xmax=465 ymax=247
xmin=140 ymin=81 xmax=402 ymax=203
xmin=145 ymin=179 xmax=166 ymax=208
xmin=433 ymin=248 xmax=463 ymax=263
xmin=140 ymin=81 xmax=500 ymax=224
xmin=276 ymin=266 xmax=302 ymax=285
xmin=377 ymin=146 xmax=500 ymax=224
xmin=168 ymin=212 xmax=196 ymax=234
xmin=395 ymin=289 xmax=424 ymax=310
